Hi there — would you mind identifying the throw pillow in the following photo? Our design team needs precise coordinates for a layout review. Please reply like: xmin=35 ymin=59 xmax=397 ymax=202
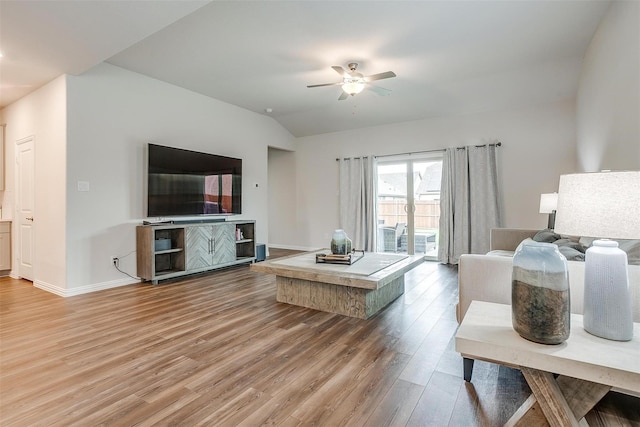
xmin=618 ymin=239 xmax=640 ymax=265
xmin=532 ymin=229 xmax=561 ymax=243
xmin=557 ymin=246 xmax=585 ymax=261
xmin=579 ymin=237 xmax=639 ymax=265
xmin=554 ymin=238 xmax=586 ymax=253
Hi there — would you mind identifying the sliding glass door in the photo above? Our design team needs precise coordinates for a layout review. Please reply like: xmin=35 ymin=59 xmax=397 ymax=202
xmin=376 ymin=154 xmax=442 ymax=259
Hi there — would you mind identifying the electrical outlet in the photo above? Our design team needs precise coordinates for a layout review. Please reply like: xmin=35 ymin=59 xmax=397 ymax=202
xmin=111 ymin=257 xmax=119 ymax=268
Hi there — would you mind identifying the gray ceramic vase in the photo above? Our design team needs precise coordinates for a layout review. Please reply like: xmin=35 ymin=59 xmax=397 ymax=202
xmin=512 ymin=240 xmax=570 ymax=345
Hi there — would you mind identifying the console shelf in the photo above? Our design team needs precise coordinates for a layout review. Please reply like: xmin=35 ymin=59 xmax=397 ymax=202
xmin=235 ymin=222 xmax=256 ymax=259
xmin=155 ymin=268 xmax=184 ymax=276
xmin=155 ymin=248 xmax=183 ymax=255
xmin=137 ymin=220 xmax=256 ymax=284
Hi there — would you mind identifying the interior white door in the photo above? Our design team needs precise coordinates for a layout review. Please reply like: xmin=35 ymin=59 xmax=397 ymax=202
xmin=16 ymin=137 xmax=35 ymax=281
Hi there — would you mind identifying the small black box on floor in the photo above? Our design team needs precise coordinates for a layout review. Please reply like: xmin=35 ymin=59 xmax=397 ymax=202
xmin=255 ymin=244 xmax=266 ymax=262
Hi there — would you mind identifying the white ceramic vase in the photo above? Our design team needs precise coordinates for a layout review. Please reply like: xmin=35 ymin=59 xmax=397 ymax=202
xmin=583 ymin=240 xmax=633 ymax=341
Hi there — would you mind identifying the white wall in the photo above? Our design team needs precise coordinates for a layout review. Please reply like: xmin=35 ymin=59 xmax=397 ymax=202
xmin=577 ymin=0 xmax=640 ymax=171
xmin=282 ymin=100 xmax=577 ymax=250
xmin=0 ymin=76 xmax=68 ymax=290
xmin=1 ymin=63 xmax=294 ymax=295
xmin=61 ymin=63 xmax=294 ymax=294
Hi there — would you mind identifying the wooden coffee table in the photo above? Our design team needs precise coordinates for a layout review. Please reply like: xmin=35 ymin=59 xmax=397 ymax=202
xmin=250 ymin=251 xmax=424 ymax=319
xmin=455 ymin=301 xmax=640 ymax=426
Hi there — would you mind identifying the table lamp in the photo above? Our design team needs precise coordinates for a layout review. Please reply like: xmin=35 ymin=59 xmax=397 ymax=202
xmin=539 ymin=193 xmax=558 ymax=229
xmin=554 ymin=171 xmax=640 ymax=341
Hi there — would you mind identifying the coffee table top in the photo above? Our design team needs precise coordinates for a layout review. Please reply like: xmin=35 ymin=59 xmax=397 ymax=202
xmin=455 ymin=301 xmax=640 ymax=394
xmin=250 ymin=251 xmax=424 ymax=290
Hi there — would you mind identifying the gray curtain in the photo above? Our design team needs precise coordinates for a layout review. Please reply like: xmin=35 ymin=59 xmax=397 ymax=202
xmin=438 ymin=143 xmax=503 ymax=264
xmin=338 ymin=156 xmax=376 ymax=252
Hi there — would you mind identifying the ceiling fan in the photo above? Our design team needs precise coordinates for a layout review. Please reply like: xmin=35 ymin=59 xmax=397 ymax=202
xmin=307 ymin=63 xmax=396 ymax=100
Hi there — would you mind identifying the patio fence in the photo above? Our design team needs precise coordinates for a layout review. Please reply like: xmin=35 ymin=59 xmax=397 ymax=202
xmin=378 ymin=200 xmax=440 ymax=230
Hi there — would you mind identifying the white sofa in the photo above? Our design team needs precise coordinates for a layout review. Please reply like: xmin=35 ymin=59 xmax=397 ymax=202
xmin=457 ymin=228 xmax=640 ymax=324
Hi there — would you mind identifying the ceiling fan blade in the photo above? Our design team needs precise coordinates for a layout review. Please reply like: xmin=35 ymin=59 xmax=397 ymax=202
xmin=338 ymin=91 xmax=349 ymax=101
xmin=307 ymin=82 xmax=342 ymax=88
xmin=369 ymin=85 xmax=392 ymax=96
xmin=332 ymin=65 xmax=349 ymax=77
xmin=365 ymin=71 xmax=396 ymax=82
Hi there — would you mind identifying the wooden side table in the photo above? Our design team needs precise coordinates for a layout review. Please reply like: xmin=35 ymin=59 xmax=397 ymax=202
xmin=455 ymin=301 xmax=640 ymax=426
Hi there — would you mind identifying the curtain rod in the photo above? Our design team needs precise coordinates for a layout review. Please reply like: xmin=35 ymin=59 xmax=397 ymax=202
xmin=372 ymin=142 xmax=502 ymax=160
xmin=336 ymin=142 xmax=501 ymax=161
xmin=373 ymin=147 xmax=444 ymax=159
xmin=335 ymin=155 xmax=370 ymax=161
xmin=460 ymin=141 xmax=502 ymax=149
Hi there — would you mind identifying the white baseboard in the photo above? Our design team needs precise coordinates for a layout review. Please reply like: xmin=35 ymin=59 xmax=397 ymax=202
xmin=34 ymin=277 xmax=140 ymax=297
xmin=33 ymin=280 xmax=67 ymax=296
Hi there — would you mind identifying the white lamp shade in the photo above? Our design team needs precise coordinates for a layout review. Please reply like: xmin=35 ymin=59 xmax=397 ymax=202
xmin=554 ymin=171 xmax=640 ymax=239
xmin=539 ymin=193 xmax=558 ymax=214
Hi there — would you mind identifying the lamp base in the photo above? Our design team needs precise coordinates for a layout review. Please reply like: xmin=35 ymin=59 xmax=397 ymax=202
xmin=583 ymin=240 xmax=633 ymax=341
xmin=547 ymin=211 xmax=556 ymax=230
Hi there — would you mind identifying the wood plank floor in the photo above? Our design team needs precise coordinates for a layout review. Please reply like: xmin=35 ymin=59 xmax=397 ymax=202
xmin=1 ymin=249 xmax=638 ymax=426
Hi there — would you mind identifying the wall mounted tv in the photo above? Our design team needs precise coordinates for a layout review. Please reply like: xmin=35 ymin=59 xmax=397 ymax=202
xmin=146 ymin=143 xmax=242 ymax=217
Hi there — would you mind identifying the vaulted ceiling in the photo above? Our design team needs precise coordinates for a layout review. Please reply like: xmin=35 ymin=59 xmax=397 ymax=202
xmin=0 ymin=1 xmax=612 ymax=137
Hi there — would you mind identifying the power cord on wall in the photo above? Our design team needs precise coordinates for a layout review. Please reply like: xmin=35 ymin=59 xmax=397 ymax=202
xmin=112 ymin=251 xmax=140 ymax=280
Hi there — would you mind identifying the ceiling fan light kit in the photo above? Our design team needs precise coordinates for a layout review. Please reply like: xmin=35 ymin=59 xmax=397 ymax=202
xmin=307 ymin=62 xmax=396 ymax=100
xmin=342 ymin=78 xmax=366 ymax=96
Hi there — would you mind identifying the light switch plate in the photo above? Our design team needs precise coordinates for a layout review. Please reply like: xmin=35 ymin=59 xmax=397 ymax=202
xmin=77 ymin=181 xmax=90 ymax=192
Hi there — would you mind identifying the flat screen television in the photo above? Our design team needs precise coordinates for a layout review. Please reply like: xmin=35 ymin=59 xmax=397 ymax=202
xmin=146 ymin=143 xmax=242 ymax=217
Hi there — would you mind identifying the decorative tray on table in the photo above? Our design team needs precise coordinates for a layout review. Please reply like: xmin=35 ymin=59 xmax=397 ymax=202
xmin=315 ymin=250 xmax=365 ymax=265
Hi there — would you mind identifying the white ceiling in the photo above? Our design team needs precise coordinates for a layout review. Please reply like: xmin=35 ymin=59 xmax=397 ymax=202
xmin=0 ymin=0 xmax=611 ymax=137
